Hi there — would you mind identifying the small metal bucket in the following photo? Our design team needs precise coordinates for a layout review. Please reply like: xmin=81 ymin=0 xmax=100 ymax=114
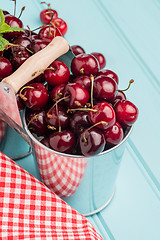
xmin=23 ymin=110 xmax=132 ymax=216
xmin=0 ymin=119 xmax=7 ymax=150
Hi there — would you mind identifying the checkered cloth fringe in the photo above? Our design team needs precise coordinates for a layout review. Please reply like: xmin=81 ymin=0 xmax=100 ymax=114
xmin=0 ymin=151 xmax=102 ymax=240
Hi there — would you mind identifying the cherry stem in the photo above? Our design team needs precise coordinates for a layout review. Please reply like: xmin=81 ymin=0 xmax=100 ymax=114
xmin=5 ymin=43 xmax=33 ymax=55
xmin=47 ymin=125 xmax=56 ymax=130
xmin=53 ymin=93 xmax=63 ymax=102
xmin=27 ymin=25 xmax=32 ymax=38
xmin=67 ymin=108 xmax=98 ymax=113
xmin=47 ymin=95 xmax=70 ymax=116
xmin=13 ymin=0 xmax=16 ymax=17
xmin=119 ymin=79 xmax=134 ymax=92
xmin=83 ymin=121 xmax=108 ymax=143
xmin=18 ymin=6 xmax=25 ymax=19
xmin=32 ymin=25 xmax=45 ymax=32
xmin=90 ymin=74 xmax=94 ymax=107
xmin=41 ymin=1 xmax=51 ymax=8
xmin=27 ymin=114 xmax=39 ymax=128
xmin=56 ymin=103 xmax=61 ymax=133
xmin=80 ymin=68 xmax=85 ymax=74
xmin=19 ymin=86 xmax=34 ymax=101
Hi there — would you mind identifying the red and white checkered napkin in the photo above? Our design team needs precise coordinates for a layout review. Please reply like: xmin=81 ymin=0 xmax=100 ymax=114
xmin=0 ymin=152 xmax=103 ymax=240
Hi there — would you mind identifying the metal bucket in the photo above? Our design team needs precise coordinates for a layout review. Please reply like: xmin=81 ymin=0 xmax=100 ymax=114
xmin=23 ymin=110 xmax=132 ymax=216
xmin=0 ymin=119 xmax=7 ymax=150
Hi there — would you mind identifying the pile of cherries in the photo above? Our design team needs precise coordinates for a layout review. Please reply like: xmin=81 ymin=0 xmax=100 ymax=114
xmin=0 ymin=4 xmax=138 ymax=156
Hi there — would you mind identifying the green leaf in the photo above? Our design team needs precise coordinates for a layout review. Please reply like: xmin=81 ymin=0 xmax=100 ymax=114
xmin=0 ymin=23 xmax=10 ymax=33
xmin=0 ymin=35 xmax=9 ymax=51
xmin=0 ymin=9 xmax=5 ymax=26
xmin=6 ymin=27 xmax=24 ymax=33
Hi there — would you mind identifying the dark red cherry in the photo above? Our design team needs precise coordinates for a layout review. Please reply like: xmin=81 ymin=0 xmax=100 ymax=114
xmin=88 ymin=102 xmax=116 ymax=130
xmin=111 ymin=90 xmax=126 ymax=104
xmin=114 ymin=100 xmax=138 ymax=127
xmin=70 ymin=111 xmax=91 ymax=136
xmin=38 ymin=25 xmax=62 ymax=43
xmin=31 ymin=39 xmax=48 ymax=53
xmin=73 ymin=75 xmax=91 ymax=91
xmin=12 ymin=35 xmax=32 ymax=52
xmin=4 ymin=14 xmax=23 ymax=39
xmin=40 ymin=8 xmax=58 ymax=24
xmin=0 ymin=56 xmax=12 ymax=80
xmin=50 ymin=84 xmax=65 ymax=102
xmin=97 ymin=69 xmax=119 ymax=84
xmin=71 ymin=53 xmax=100 ymax=76
xmin=71 ymin=45 xmax=85 ymax=56
xmin=44 ymin=60 xmax=70 ymax=86
xmin=49 ymin=130 xmax=75 ymax=153
xmin=91 ymin=52 xmax=106 ymax=69
xmin=93 ymin=76 xmax=118 ymax=101
xmin=104 ymin=122 xmax=124 ymax=146
xmin=16 ymin=93 xmax=25 ymax=111
xmin=79 ymin=128 xmax=105 ymax=156
xmin=46 ymin=105 xmax=69 ymax=129
xmin=26 ymin=110 xmax=49 ymax=136
xmin=20 ymin=83 xmax=49 ymax=110
xmin=51 ymin=17 xmax=68 ymax=36
xmin=11 ymin=49 xmax=30 ymax=70
xmin=64 ymin=83 xmax=90 ymax=108
xmin=40 ymin=137 xmax=50 ymax=148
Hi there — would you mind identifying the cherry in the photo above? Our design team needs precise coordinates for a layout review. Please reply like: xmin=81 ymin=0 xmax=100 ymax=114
xmin=38 ymin=25 xmax=62 ymax=43
xmin=11 ymin=49 xmax=30 ymax=70
xmin=104 ymin=122 xmax=124 ymax=146
xmin=71 ymin=45 xmax=85 ymax=56
xmin=49 ymin=130 xmax=75 ymax=153
xmin=64 ymin=83 xmax=90 ymax=108
xmin=79 ymin=127 xmax=105 ymax=156
xmin=73 ymin=75 xmax=91 ymax=91
xmin=111 ymin=90 xmax=126 ymax=104
xmin=46 ymin=105 xmax=69 ymax=129
xmin=40 ymin=137 xmax=50 ymax=148
xmin=44 ymin=60 xmax=70 ymax=86
xmin=71 ymin=53 xmax=100 ymax=76
xmin=88 ymin=102 xmax=116 ymax=130
xmin=51 ymin=17 xmax=68 ymax=36
xmin=12 ymin=35 xmax=32 ymax=52
xmin=31 ymin=39 xmax=48 ymax=53
xmin=20 ymin=83 xmax=49 ymax=110
xmin=93 ymin=76 xmax=118 ymax=101
xmin=50 ymin=84 xmax=65 ymax=102
xmin=70 ymin=111 xmax=91 ymax=136
xmin=40 ymin=8 xmax=58 ymax=24
xmin=26 ymin=110 xmax=49 ymax=136
xmin=16 ymin=93 xmax=25 ymax=111
xmin=114 ymin=100 xmax=138 ymax=127
xmin=97 ymin=69 xmax=119 ymax=84
xmin=4 ymin=14 xmax=23 ymax=39
xmin=91 ymin=52 xmax=106 ymax=69
xmin=0 ymin=56 xmax=12 ymax=80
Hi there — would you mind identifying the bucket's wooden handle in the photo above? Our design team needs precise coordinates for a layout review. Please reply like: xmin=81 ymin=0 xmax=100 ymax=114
xmin=2 ymin=36 xmax=69 ymax=93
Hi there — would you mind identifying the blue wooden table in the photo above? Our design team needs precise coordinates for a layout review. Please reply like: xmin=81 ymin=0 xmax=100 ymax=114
xmin=1 ymin=0 xmax=160 ymax=239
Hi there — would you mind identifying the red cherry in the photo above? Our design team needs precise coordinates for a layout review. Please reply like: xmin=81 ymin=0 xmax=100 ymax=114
xmin=38 ymin=25 xmax=62 ymax=43
xmin=91 ymin=52 xmax=106 ymax=69
xmin=50 ymin=84 xmax=65 ymax=102
xmin=16 ymin=93 xmax=25 ymax=111
xmin=12 ymin=35 xmax=32 ymax=52
xmin=71 ymin=53 xmax=100 ymax=76
xmin=49 ymin=130 xmax=75 ymax=153
xmin=0 ymin=56 xmax=12 ymax=80
xmin=46 ymin=105 xmax=69 ymax=129
xmin=64 ymin=83 xmax=90 ymax=108
xmin=26 ymin=110 xmax=49 ymax=136
xmin=97 ymin=69 xmax=119 ymax=84
xmin=70 ymin=111 xmax=91 ymax=136
xmin=111 ymin=90 xmax=126 ymax=104
xmin=31 ymin=39 xmax=48 ymax=53
xmin=88 ymin=102 xmax=116 ymax=130
xmin=20 ymin=83 xmax=49 ymax=110
xmin=114 ymin=100 xmax=139 ymax=127
xmin=79 ymin=128 xmax=105 ymax=156
xmin=4 ymin=14 xmax=23 ymax=39
xmin=104 ymin=122 xmax=124 ymax=146
xmin=51 ymin=17 xmax=68 ymax=36
xmin=11 ymin=49 xmax=30 ymax=70
xmin=71 ymin=45 xmax=85 ymax=56
xmin=93 ymin=76 xmax=118 ymax=101
xmin=73 ymin=75 xmax=91 ymax=91
xmin=44 ymin=60 xmax=70 ymax=86
xmin=40 ymin=8 xmax=58 ymax=24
